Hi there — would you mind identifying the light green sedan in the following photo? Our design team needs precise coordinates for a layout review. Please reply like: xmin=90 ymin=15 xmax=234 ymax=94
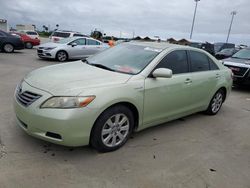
xmin=14 ymin=42 xmax=233 ymax=152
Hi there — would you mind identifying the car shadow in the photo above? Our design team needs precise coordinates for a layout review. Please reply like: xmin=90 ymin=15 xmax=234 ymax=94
xmin=232 ymin=85 xmax=250 ymax=92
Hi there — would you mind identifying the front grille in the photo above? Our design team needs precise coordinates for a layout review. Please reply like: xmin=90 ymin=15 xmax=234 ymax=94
xmin=225 ymin=65 xmax=249 ymax=77
xmin=16 ymin=90 xmax=42 ymax=107
xmin=37 ymin=49 xmax=43 ymax=53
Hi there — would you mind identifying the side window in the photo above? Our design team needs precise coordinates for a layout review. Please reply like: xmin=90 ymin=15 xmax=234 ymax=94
xmin=87 ymin=39 xmax=99 ymax=45
xmin=189 ymin=51 xmax=210 ymax=72
xmin=208 ymin=58 xmax=219 ymax=70
xmin=155 ymin=50 xmax=189 ymax=74
xmin=73 ymin=38 xmax=86 ymax=45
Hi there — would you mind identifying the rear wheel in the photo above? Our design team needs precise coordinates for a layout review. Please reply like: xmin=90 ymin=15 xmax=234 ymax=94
xmin=25 ymin=42 xmax=33 ymax=49
xmin=56 ymin=51 xmax=68 ymax=62
xmin=3 ymin=43 xmax=14 ymax=53
xmin=205 ymin=89 xmax=225 ymax=115
xmin=91 ymin=105 xmax=134 ymax=152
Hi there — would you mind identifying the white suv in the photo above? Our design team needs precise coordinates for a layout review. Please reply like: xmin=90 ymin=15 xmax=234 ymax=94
xmin=50 ymin=30 xmax=87 ymax=42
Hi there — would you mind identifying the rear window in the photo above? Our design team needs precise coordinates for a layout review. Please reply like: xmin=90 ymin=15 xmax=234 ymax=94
xmin=52 ymin=32 xmax=70 ymax=38
xmin=73 ymin=34 xmax=84 ymax=37
xmin=26 ymin=31 xmax=37 ymax=35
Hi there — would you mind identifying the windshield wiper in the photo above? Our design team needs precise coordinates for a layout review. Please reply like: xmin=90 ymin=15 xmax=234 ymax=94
xmin=87 ymin=62 xmax=116 ymax=72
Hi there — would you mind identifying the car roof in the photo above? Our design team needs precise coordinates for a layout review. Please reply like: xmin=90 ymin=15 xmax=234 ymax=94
xmin=67 ymin=36 xmax=100 ymax=41
xmin=129 ymin=41 xmax=194 ymax=50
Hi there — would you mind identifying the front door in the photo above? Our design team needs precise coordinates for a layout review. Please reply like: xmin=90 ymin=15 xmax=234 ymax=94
xmin=143 ymin=50 xmax=193 ymax=128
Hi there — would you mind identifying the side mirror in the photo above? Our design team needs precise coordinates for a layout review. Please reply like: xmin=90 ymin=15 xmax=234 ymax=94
xmin=70 ymin=42 xmax=77 ymax=47
xmin=152 ymin=68 xmax=172 ymax=78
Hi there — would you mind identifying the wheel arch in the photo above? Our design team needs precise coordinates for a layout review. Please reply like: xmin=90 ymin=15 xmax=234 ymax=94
xmin=1 ymin=42 xmax=14 ymax=50
xmin=89 ymin=101 xmax=140 ymax=144
xmin=56 ymin=50 xmax=69 ymax=60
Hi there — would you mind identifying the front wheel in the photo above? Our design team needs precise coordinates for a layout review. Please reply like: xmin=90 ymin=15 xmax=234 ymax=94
xmin=56 ymin=51 xmax=68 ymax=62
xmin=205 ymin=89 xmax=225 ymax=115
xmin=91 ymin=105 xmax=134 ymax=152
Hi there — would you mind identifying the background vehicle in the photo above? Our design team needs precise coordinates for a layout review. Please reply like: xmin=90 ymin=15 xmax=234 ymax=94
xmin=19 ymin=30 xmax=40 ymax=40
xmin=37 ymin=37 xmax=109 ymax=62
xmin=49 ymin=30 xmax=88 ymax=42
xmin=215 ymin=48 xmax=239 ymax=60
xmin=15 ymin=42 xmax=232 ymax=152
xmin=0 ymin=30 xmax=24 ymax=53
xmin=189 ymin=42 xmax=215 ymax=55
xmin=214 ymin=42 xmax=235 ymax=54
xmin=223 ymin=48 xmax=250 ymax=85
xmin=10 ymin=32 xmax=40 ymax=49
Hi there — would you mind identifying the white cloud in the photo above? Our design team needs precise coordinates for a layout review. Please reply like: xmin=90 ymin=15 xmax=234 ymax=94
xmin=0 ymin=0 xmax=249 ymax=44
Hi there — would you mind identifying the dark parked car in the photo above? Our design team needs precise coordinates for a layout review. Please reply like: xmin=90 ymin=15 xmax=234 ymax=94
xmin=223 ymin=48 xmax=250 ymax=85
xmin=0 ymin=30 xmax=24 ymax=53
xmin=214 ymin=43 xmax=235 ymax=54
xmin=10 ymin=32 xmax=40 ymax=49
xmin=215 ymin=48 xmax=239 ymax=60
xmin=189 ymin=42 xmax=215 ymax=55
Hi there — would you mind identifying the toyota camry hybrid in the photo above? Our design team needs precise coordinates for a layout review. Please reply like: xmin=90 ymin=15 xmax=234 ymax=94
xmin=14 ymin=42 xmax=232 ymax=152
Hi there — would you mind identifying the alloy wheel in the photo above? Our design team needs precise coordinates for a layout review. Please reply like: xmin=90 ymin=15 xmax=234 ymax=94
xmin=101 ymin=113 xmax=130 ymax=147
xmin=57 ymin=51 xmax=67 ymax=62
xmin=4 ymin=44 xmax=14 ymax=53
xmin=211 ymin=92 xmax=223 ymax=113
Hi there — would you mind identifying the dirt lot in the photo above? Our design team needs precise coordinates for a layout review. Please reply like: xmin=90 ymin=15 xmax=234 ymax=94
xmin=0 ymin=49 xmax=250 ymax=188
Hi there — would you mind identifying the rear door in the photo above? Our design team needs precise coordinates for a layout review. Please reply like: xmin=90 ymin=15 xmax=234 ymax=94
xmin=143 ymin=50 xmax=193 ymax=128
xmin=187 ymin=50 xmax=221 ymax=109
xmin=85 ymin=39 xmax=103 ymax=56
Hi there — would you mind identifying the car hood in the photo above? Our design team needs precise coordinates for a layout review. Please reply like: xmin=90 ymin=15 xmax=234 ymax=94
xmin=24 ymin=61 xmax=132 ymax=96
xmin=223 ymin=57 xmax=250 ymax=67
xmin=39 ymin=42 xmax=63 ymax=48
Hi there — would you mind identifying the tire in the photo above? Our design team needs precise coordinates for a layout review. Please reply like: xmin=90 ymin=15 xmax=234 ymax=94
xmin=3 ymin=43 xmax=14 ymax=53
xmin=205 ymin=89 xmax=225 ymax=115
xmin=25 ymin=42 xmax=33 ymax=49
xmin=91 ymin=105 xmax=134 ymax=152
xmin=56 ymin=51 xmax=68 ymax=62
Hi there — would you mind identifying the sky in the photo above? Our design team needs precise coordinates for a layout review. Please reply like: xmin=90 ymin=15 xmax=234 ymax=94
xmin=0 ymin=0 xmax=250 ymax=45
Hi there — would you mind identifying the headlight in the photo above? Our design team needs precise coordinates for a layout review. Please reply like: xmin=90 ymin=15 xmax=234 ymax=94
xmin=44 ymin=47 xmax=56 ymax=50
xmin=40 ymin=96 xmax=95 ymax=109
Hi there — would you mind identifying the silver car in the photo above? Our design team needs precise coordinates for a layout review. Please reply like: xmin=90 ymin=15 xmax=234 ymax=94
xmin=37 ymin=37 xmax=109 ymax=62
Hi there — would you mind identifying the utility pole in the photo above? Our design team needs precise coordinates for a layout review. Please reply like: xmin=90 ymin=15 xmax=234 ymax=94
xmin=190 ymin=0 xmax=201 ymax=40
xmin=226 ymin=11 xmax=237 ymax=43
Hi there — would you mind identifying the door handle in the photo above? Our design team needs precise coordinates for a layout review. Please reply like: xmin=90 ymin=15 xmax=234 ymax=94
xmin=185 ymin=78 xmax=192 ymax=84
xmin=216 ymin=74 xmax=221 ymax=79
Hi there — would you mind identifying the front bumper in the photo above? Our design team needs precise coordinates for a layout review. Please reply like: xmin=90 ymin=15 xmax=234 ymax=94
xmin=14 ymin=81 xmax=97 ymax=147
xmin=37 ymin=49 xmax=56 ymax=59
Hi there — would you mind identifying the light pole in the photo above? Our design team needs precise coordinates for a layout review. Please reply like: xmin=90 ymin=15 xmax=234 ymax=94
xmin=190 ymin=0 xmax=200 ymax=40
xmin=226 ymin=11 xmax=237 ymax=43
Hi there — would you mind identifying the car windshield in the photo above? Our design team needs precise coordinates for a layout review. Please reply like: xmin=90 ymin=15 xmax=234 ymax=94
xmin=86 ymin=43 xmax=161 ymax=75
xmin=56 ymin=37 xmax=74 ymax=44
xmin=232 ymin=49 xmax=250 ymax=60
xmin=219 ymin=48 xmax=234 ymax=54
xmin=52 ymin=32 xmax=70 ymax=38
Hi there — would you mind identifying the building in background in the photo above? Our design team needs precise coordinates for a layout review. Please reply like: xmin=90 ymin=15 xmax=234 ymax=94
xmin=16 ymin=24 xmax=35 ymax=31
xmin=0 ymin=19 xmax=8 ymax=32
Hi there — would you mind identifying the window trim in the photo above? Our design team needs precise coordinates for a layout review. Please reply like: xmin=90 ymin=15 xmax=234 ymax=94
xmin=70 ymin=38 xmax=86 ymax=45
